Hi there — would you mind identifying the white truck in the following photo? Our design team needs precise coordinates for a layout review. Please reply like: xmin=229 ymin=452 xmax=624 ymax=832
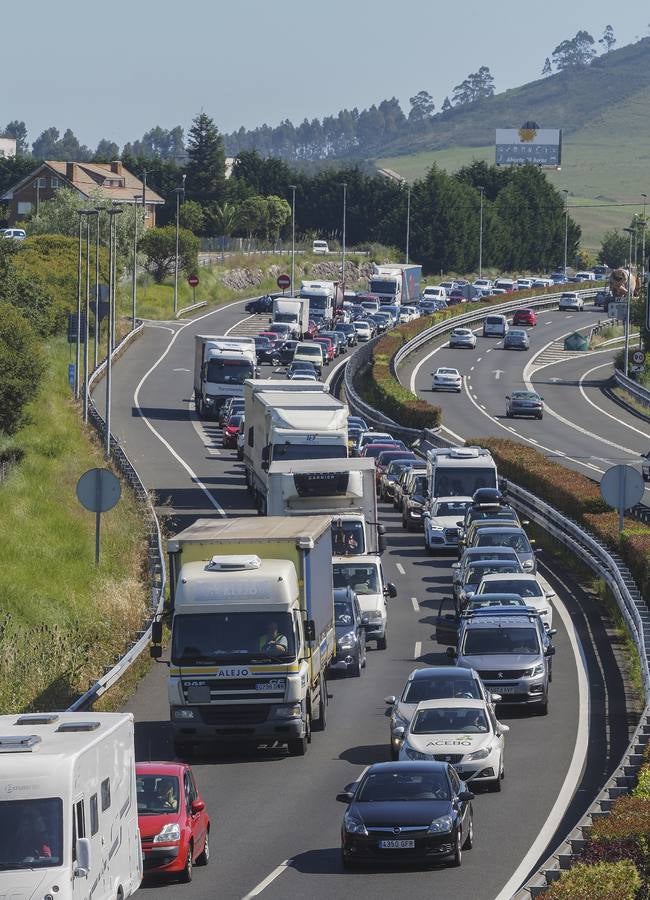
xmin=0 ymin=711 xmax=142 ymax=900
xmin=266 ymin=457 xmax=386 ymax=555
xmin=272 ymin=297 xmax=310 ymax=338
xmin=154 ymin=515 xmax=335 ymax=757
xmin=243 ymin=381 xmax=348 ymax=513
xmin=332 ymin=554 xmax=397 ymax=650
xmin=426 ymin=446 xmax=498 ymax=501
xmin=299 ymin=280 xmax=343 ymax=328
xmin=368 ymin=264 xmax=422 ymax=307
xmin=194 ymin=334 xmax=257 ymax=419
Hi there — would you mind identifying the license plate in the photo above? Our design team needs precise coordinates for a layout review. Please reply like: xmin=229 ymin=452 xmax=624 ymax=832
xmin=492 ymin=685 xmax=519 ymax=693
xmin=378 ymin=839 xmax=415 ymax=849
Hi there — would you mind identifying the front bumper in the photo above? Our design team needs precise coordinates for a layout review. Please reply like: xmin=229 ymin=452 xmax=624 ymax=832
xmin=171 ymin=704 xmax=307 ymax=743
xmin=141 ymin=842 xmax=182 ymax=872
xmin=433 ymin=381 xmax=461 ymax=391
xmin=342 ymin=830 xmax=455 ymax=862
xmin=509 ymin=406 xmax=542 ymax=417
xmin=330 ymin=651 xmax=358 ymax=671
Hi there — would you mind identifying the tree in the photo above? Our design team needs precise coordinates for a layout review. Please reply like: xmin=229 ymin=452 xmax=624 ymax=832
xmin=452 ymin=67 xmax=495 ymax=105
xmin=0 ymin=301 xmax=45 ymax=435
xmin=93 ymin=139 xmax=119 ymax=162
xmin=551 ymin=31 xmax=596 ymax=70
xmin=178 ymin=199 xmax=204 ymax=234
xmin=185 ymin=112 xmax=226 ymax=205
xmin=139 ymin=226 xmax=199 ymax=283
xmin=599 ymin=24 xmax=616 ymax=52
xmin=265 ymin=195 xmax=291 ymax=245
xmin=442 ymin=96 xmax=452 ymax=112
xmin=238 ymin=196 xmax=269 ymax=242
xmin=598 ymin=230 xmax=629 ymax=268
xmin=408 ymin=90 xmax=435 ymax=124
xmin=4 ymin=121 xmax=28 ymax=155
xmin=32 ymin=127 xmax=60 ymax=159
xmin=542 ymin=57 xmax=552 ymax=76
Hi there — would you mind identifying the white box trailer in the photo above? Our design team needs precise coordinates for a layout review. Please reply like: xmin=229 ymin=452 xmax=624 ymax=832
xmin=0 ymin=711 xmax=141 ymax=900
xmin=271 ymin=297 xmax=310 ymax=338
xmin=194 ymin=335 xmax=257 ymax=419
xmin=266 ymin=457 xmax=385 ymax=555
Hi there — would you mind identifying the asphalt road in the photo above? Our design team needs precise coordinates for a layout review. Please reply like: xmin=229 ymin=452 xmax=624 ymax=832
xmin=91 ymin=303 xmax=630 ymax=900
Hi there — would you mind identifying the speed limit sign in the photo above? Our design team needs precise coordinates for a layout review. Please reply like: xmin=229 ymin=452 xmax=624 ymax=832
xmin=632 ymin=350 xmax=646 ymax=366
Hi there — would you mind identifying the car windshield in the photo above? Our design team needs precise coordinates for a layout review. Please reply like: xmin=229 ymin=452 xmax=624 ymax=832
xmin=437 ymin=369 xmax=458 ymax=375
xmin=334 ymin=599 xmax=355 ymax=626
xmin=436 ymin=500 xmax=470 ymax=517
xmin=205 ymin=359 xmax=255 ymax=385
xmin=357 ymin=771 xmax=450 ymax=802
xmin=0 ymin=798 xmax=63 ymax=870
xmin=171 ymin=611 xmax=296 ymax=664
xmin=434 ymin=467 xmax=497 ymax=498
xmin=403 ymin=676 xmax=480 ymax=703
xmin=296 ymin=346 xmax=321 ymax=357
xmin=333 ymin=563 xmax=379 ymax=595
xmin=477 ymin=531 xmax=531 ymax=552
xmin=137 ymin=774 xmax=180 ymax=815
xmin=479 ymin=579 xmax=542 ymax=597
xmin=466 ymin=563 xmax=521 ymax=582
xmin=463 ymin=626 xmax=540 ymax=655
xmin=411 ymin=707 xmax=489 ymax=734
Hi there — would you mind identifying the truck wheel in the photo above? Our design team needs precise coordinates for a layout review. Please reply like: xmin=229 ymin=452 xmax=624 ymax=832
xmin=314 ymin=681 xmax=327 ymax=731
xmin=377 ymin=633 xmax=387 ymax=651
xmin=288 ymin=735 xmax=308 ymax=756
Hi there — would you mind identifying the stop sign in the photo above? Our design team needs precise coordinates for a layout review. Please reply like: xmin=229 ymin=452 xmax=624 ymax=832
xmin=277 ymin=274 xmax=291 ymax=290
xmin=187 ymin=274 xmax=199 ymax=287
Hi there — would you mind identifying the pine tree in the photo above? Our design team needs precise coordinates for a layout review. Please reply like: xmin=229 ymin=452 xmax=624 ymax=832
xmin=542 ymin=57 xmax=552 ymax=75
xmin=185 ymin=112 xmax=226 ymax=205
xmin=442 ymin=96 xmax=452 ymax=112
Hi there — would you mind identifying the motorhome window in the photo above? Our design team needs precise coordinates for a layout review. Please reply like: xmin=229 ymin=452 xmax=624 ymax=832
xmin=171 ymin=611 xmax=296 ymax=664
xmin=369 ymin=280 xmax=397 ymax=295
xmin=433 ymin=466 xmax=497 ymax=497
xmin=272 ymin=443 xmax=347 ymax=462
xmin=462 ymin=627 xmax=540 ymax=655
xmin=205 ymin=359 xmax=254 ymax=385
xmin=90 ymin=794 xmax=99 ymax=836
xmin=0 ymin=797 xmax=63 ymax=869
xmin=101 ymin=778 xmax=111 ymax=812
xmin=332 ymin=564 xmax=379 ymax=595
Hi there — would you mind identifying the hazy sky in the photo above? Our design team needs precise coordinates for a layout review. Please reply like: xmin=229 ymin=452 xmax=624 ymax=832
xmin=1 ymin=0 xmax=647 ymax=149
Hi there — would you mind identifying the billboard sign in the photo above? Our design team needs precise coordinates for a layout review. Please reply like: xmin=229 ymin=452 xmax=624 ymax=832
xmin=496 ymin=127 xmax=562 ymax=167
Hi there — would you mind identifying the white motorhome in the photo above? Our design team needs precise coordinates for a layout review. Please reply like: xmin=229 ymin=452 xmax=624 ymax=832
xmin=194 ymin=335 xmax=257 ymax=418
xmin=0 ymin=711 xmax=142 ymax=900
xmin=426 ymin=446 xmax=498 ymax=501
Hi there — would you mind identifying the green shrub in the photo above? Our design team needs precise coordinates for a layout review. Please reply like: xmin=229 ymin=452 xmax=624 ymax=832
xmin=633 ymin=765 xmax=650 ymax=799
xmin=541 ymin=860 xmax=640 ymax=899
xmin=0 ymin=302 xmax=46 ymax=435
xmin=589 ymin=796 xmax=650 ymax=843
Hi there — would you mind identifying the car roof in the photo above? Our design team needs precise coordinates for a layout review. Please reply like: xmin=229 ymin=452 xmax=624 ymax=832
xmin=136 ymin=761 xmax=187 ymax=776
xmin=480 ymin=574 xmax=536 ymax=582
xmin=409 ymin=665 xmax=477 ymax=681
xmin=365 ymin=761 xmax=449 ymax=775
xmin=414 ymin=698 xmax=486 ymax=711
xmin=434 ymin=495 xmax=473 ymax=503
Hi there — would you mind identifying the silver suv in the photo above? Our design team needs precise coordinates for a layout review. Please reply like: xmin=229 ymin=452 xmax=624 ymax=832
xmin=441 ymin=607 xmax=555 ymax=715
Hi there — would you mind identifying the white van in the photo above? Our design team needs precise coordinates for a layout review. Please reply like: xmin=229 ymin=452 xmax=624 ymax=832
xmin=483 ymin=314 xmax=509 ymax=337
xmin=493 ymin=278 xmax=517 ymax=292
xmin=422 ymin=285 xmax=447 ymax=301
xmin=293 ymin=340 xmax=324 ymax=375
xmin=1 ymin=227 xmax=26 ymax=240
xmin=312 ymin=240 xmax=330 ymax=255
xmin=0 ymin=711 xmax=142 ymax=899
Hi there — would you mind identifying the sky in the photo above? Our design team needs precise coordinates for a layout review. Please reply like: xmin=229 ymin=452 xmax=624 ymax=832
xmin=1 ymin=0 xmax=648 ymax=150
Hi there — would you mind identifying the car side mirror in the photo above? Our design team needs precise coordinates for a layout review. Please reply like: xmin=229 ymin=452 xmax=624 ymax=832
xmin=545 ymin=645 xmax=556 ymax=657
xmin=393 ymin=726 xmax=405 ymax=739
xmin=74 ymin=837 xmax=91 ymax=878
xmin=387 ymin=582 xmax=397 ymax=599
xmin=458 ymin=790 xmax=474 ymax=802
xmin=529 ymin=539 xmax=536 ymax=545
xmin=505 ymin=395 xmax=510 ymax=400
xmin=191 ymin=799 xmax=206 ymax=814
xmin=446 ymin=646 xmax=457 ymax=659
xmin=451 ymin=562 xmax=460 ymax=569
xmin=548 ymin=628 xmax=557 ymax=636
xmin=336 ymin=791 xmax=355 ymax=804
xmin=384 ymin=695 xmax=396 ymax=705
xmin=498 ymin=723 xmax=510 ymax=734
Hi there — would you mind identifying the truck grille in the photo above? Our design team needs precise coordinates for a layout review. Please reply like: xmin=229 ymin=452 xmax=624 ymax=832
xmin=199 ymin=705 xmax=270 ymax=725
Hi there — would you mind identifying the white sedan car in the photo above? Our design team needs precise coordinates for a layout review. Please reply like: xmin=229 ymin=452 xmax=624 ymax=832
xmin=558 ymin=292 xmax=584 ymax=311
xmin=433 ymin=367 xmax=462 ymax=393
xmin=476 ymin=573 xmax=555 ymax=630
xmin=448 ymin=327 xmax=477 ymax=349
xmin=424 ymin=496 xmax=473 ymax=553
xmin=398 ymin=698 xmax=508 ymax=791
xmin=353 ymin=320 xmax=372 ymax=341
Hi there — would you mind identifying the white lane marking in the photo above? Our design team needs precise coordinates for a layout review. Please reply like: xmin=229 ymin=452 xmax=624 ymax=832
xmin=440 ymin=425 xmax=465 ymax=444
xmin=578 ymin=362 xmax=650 ymax=441
xmin=225 ymin=312 xmax=256 ymax=335
xmin=396 ymin=563 xmax=406 ymax=575
xmin=146 ymin=324 xmax=175 ymax=333
xmin=485 ymin=348 xmax=492 ymax=353
xmin=480 ymin=404 xmax=486 ymax=410
xmin=494 ymin=569 xmax=589 ymax=900
xmin=544 ymin=321 xmax=552 ymax=325
xmin=470 ymin=365 xmax=475 ymax=372
xmin=493 ymin=369 xmax=503 ymax=380
xmin=242 ymin=859 xmax=294 ymax=899
xmin=414 ymin=641 xmax=422 ymax=659
xmin=173 ymin=367 xmax=190 ymax=372
xmin=411 ymin=596 xmax=419 ymax=611
xmin=476 ymin=356 xmax=482 ymax=362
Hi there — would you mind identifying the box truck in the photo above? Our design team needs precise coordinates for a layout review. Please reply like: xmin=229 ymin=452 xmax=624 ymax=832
xmin=266 ymin=458 xmax=385 ymax=555
xmin=299 ymin=281 xmax=343 ymax=327
xmin=154 ymin=516 xmax=335 ymax=757
xmin=194 ymin=335 xmax=257 ymax=419
xmin=368 ymin=264 xmax=422 ymax=307
xmin=271 ymin=297 xmax=310 ymax=338
xmin=0 ymin=711 xmax=142 ymax=900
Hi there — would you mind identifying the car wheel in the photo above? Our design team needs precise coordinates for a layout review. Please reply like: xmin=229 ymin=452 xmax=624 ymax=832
xmin=537 ymin=698 xmax=549 ymax=716
xmin=180 ymin=845 xmax=193 ymax=883
xmin=462 ymin=813 xmax=474 ymax=850
xmin=350 ymin=656 xmax=361 ymax=678
xmin=537 ymin=413 xmax=543 ymax=420
xmin=196 ymin=829 xmax=210 ymax=866
xmin=487 ymin=774 xmax=501 ymax=792
xmin=377 ymin=633 xmax=387 ymax=651
xmin=449 ymin=830 xmax=462 ymax=867
xmin=401 ymin=515 xmax=407 ymax=530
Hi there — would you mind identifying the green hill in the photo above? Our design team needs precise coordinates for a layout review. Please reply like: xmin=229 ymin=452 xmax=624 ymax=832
xmin=376 ymin=38 xmax=650 ymax=249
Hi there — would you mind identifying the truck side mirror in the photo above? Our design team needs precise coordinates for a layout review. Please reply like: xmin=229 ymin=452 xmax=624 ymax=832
xmin=151 ymin=620 xmax=163 ymax=644
xmin=304 ymin=619 xmax=316 ymax=642
xmin=150 ymin=645 xmax=163 ymax=660
xmin=75 ymin=837 xmax=91 ymax=878
xmin=377 ymin=524 xmax=387 ymax=553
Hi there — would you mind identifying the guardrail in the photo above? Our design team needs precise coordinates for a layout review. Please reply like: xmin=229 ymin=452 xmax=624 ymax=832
xmin=67 ymin=324 xmax=166 ymax=710
xmin=176 ymin=300 xmax=208 ymax=319
xmin=613 ymin=366 xmax=650 ymax=410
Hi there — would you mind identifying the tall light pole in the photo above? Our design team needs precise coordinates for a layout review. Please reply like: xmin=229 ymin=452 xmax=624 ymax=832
xmin=341 ymin=182 xmax=347 ymax=292
xmin=289 ymin=184 xmax=296 ymax=297
xmin=173 ymin=174 xmax=186 ymax=316
xmin=478 ymin=185 xmax=485 ymax=279
xmin=624 ymin=226 xmax=634 ymax=378
xmin=642 ymin=194 xmax=647 ymax=349
xmin=81 ymin=209 xmax=97 ymax=423
xmin=75 ymin=213 xmax=84 ymax=398
xmin=562 ymin=189 xmax=569 ymax=277
xmin=131 ymin=194 xmax=140 ymax=331
xmin=93 ymin=209 xmax=101 ymax=370
xmin=105 ymin=206 xmax=123 ymax=457
xmin=405 ymin=184 xmax=411 ymax=265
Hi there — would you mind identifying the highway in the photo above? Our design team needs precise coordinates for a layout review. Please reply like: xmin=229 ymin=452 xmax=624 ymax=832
xmin=92 ymin=301 xmax=633 ymax=899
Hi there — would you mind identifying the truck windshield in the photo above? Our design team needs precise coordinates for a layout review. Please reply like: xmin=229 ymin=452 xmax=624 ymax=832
xmin=0 ymin=798 xmax=63 ymax=869
xmin=301 ymin=294 xmax=327 ymax=311
xmin=171 ymin=612 xmax=296 ymax=664
xmin=369 ymin=280 xmax=396 ymax=295
xmin=332 ymin=563 xmax=379 ymax=595
xmin=331 ymin=520 xmax=365 ymax=555
xmin=272 ymin=443 xmax=347 ymax=462
xmin=205 ymin=359 xmax=254 ymax=385
xmin=433 ymin=467 xmax=497 ymax=498
xmin=462 ymin=627 xmax=540 ymax=655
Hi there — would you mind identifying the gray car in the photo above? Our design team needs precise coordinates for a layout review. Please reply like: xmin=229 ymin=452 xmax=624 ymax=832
xmin=330 ymin=587 xmax=367 ymax=677
xmin=453 ymin=559 xmax=524 ymax=610
xmin=469 ymin=526 xmax=540 ymax=573
xmin=505 ymin=390 xmax=544 ymax=420
xmin=503 ymin=328 xmax=530 ymax=351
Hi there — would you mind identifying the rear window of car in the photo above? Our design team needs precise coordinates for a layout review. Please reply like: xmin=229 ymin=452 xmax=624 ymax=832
xmin=486 ymin=316 xmax=505 ymax=325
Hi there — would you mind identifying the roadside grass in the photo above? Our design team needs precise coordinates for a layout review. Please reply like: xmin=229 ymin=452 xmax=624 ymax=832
xmin=0 ymin=338 xmax=149 ymax=712
xmin=612 ymin=386 xmax=650 ymax=420
xmin=590 ymin=324 xmax=624 ymax=347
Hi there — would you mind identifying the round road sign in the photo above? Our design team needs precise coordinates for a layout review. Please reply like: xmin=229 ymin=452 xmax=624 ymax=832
xmin=600 ymin=464 xmax=644 ymax=512
xmin=76 ymin=467 xmax=121 ymax=513
xmin=187 ymin=274 xmax=199 ymax=287
xmin=632 ymin=349 xmax=646 ymax=366
xmin=277 ymin=274 xmax=291 ymax=290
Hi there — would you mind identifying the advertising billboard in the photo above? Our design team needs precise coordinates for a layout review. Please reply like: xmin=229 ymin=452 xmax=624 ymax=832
xmin=495 ymin=127 xmax=562 ymax=167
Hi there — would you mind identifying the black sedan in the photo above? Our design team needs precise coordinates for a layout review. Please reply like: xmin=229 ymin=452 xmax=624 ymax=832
xmin=253 ymin=335 xmax=280 ymax=364
xmin=505 ymin=390 xmax=544 ymax=419
xmin=245 ymin=295 xmax=273 ymax=314
xmin=338 ymin=762 xmax=474 ymax=868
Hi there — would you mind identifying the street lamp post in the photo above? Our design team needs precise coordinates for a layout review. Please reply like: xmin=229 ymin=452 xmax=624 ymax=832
xmin=82 ymin=210 xmax=98 ymax=423
xmin=405 ymin=185 xmax=411 ymax=265
xmin=173 ymin=174 xmax=186 ymax=316
xmin=562 ymin=189 xmax=569 ymax=277
xmin=289 ymin=185 xmax=296 ymax=297
xmin=478 ymin=186 xmax=485 ymax=279
xmin=94 ymin=209 xmax=101 ymax=370
xmin=642 ymin=194 xmax=648 ymax=348
xmin=341 ymin=182 xmax=347 ymax=293
xmin=132 ymin=195 xmax=140 ymax=331
xmin=624 ymin=226 xmax=634 ymax=377
xmin=75 ymin=213 xmax=84 ymax=398
xmin=105 ymin=206 xmax=123 ymax=457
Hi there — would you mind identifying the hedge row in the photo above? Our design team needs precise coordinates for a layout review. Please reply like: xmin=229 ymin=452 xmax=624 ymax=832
xmin=542 ymin=860 xmax=640 ymax=900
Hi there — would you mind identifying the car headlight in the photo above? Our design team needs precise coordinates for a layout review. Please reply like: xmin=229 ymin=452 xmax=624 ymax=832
xmin=270 ymin=704 xmax=302 ymax=719
xmin=404 ymin=746 xmax=430 ymax=761
xmin=343 ymin=812 xmax=368 ymax=835
xmin=427 ymin=815 xmax=453 ymax=835
xmin=153 ymin=824 xmax=181 ymax=843
xmin=203 ymin=397 xmax=214 ymax=406
xmin=466 ymin=745 xmax=492 ymax=761
xmin=410 ymin=500 xmax=423 ymax=509
xmin=522 ymin=559 xmax=534 ymax=570
xmin=529 ymin=664 xmax=545 ymax=677
xmin=338 ymin=631 xmax=357 ymax=651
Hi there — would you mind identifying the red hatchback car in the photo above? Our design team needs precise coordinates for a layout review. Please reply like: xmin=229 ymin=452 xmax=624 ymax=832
xmin=223 ymin=413 xmax=243 ymax=449
xmin=512 ymin=308 xmax=537 ymax=326
xmin=312 ymin=336 xmax=335 ymax=363
xmin=137 ymin=762 xmax=210 ymax=883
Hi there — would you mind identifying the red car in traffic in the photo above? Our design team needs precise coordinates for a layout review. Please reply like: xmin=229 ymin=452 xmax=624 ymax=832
xmin=223 ymin=413 xmax=243 ymax=449
xmin=137 ymin=761 xmax=210 ymax=883
xmin=312 ymin=336 xmax=335 ymax=364
xmin=512 ymin=308 xmax=537 ymax=326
